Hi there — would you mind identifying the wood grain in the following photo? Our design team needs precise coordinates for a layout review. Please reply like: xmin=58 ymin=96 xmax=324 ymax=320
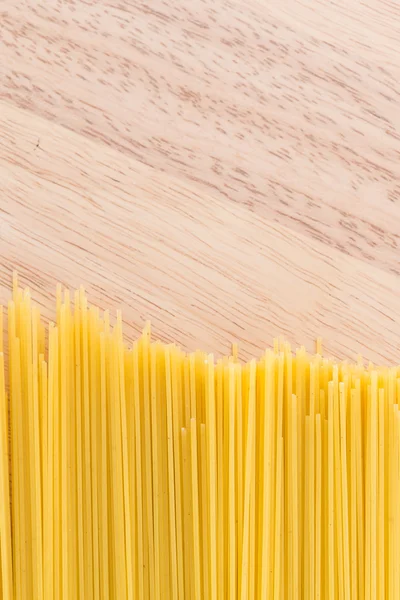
xmin=1 ymin=0 xmax=400 ymax=363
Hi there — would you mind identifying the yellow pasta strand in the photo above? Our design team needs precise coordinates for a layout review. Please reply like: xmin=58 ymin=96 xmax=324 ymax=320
xmin=190 ymin=418 xmax=202 ymax=600
xmin=240 ymin=360 xmax=256 ymax=600
xmin=0 ymin=353 xmax=12 ymax=600
xmin=291 ymin=394 xmax=299 ymax=600
xmin=315 ymin=414 xmax=322 ymax=600
xmin=228 ymin=364 xmax=236 ymax=600
xmin=328 ymin=383 xmax=335 ymax=600
xmin=150 ymin=343 xmax=161 ymax=600
xmin=99 ymin=332 xmax=110 ymax=600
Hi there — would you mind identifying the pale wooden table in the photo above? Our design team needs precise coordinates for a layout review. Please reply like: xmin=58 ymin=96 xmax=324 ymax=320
xmin=1 ymin=0 xmax=400 ymax=363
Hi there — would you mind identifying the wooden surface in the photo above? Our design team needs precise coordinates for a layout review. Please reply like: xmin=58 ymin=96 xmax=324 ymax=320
xmin=1 ymin=0 xmax=400 ymax=363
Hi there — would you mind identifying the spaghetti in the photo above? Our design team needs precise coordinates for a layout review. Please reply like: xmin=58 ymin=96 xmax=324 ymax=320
xmin=0 ymin=276 xmax=398 ymax=599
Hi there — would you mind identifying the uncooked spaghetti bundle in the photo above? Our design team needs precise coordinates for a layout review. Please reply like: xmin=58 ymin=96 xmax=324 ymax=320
xmin=0 ymin=274 xmax=398 ymax=599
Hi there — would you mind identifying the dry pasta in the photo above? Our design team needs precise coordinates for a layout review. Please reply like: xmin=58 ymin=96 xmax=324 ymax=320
xmin=0 ymin=274 xmax=399 ymax=599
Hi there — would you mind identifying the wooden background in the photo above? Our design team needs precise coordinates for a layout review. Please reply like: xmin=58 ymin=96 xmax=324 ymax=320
xmin=1 ymin=0 xmax=400 ymax=363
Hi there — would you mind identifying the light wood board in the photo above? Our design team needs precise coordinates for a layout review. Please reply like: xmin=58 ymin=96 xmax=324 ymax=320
xmin=1 ymin=0 xmax=400 ymax=363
